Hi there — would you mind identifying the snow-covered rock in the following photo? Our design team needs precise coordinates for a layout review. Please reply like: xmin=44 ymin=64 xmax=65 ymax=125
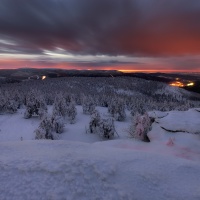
xmin=156 ymin=109 xmax=200 ymax=134
xmin=148 ymin=110 xmax=168 ymax=119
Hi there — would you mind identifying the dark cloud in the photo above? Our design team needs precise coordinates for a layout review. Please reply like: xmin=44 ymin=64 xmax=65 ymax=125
xmin=0 ymin=0 xmax=200 ymax=57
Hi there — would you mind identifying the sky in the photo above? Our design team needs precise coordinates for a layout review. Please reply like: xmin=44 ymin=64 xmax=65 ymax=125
xmin=0 ymin=0 xmax=200 ymax=72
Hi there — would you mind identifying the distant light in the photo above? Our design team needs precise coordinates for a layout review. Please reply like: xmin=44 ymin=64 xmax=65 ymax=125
xmin=42 ymin=76 xmax=46 ymax=80
xmin=187 ymin=82 xmax=194 ymax=86
xmin=170 ymin=81 xmax=184 ymax=87
xmin=170 ymin=81 xmax=195 ymax=87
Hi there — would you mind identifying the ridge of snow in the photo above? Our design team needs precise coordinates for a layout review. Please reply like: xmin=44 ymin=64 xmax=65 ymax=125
xmin=155 ymin=109 xmax=200 ymax=134
xmin=0 ymin=140 xmax=200 ymax=200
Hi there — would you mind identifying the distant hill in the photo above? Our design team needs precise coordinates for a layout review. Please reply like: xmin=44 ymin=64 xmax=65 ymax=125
xmin=0 ymin=68 xmax=199 ymax=94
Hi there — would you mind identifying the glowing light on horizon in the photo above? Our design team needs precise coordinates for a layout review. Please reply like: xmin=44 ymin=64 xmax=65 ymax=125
xmin=187 ymin=82 xmax=194 ymax=86
xmin=170 ymin=81 xmax=184 ymax=87
xmin=170 ymin=81 xmax=194 ymax=87
xmin=42 ymin=76 xmax=46 ymax=80
xmin=118 ymin=69 xmax=160 ymax=73
xmin=118 ymin=69 xmax=183 ymax=73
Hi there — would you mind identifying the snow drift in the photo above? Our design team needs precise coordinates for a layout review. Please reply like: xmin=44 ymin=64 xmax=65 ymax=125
xmin=1 ymin=141 xmax=200 ymax=200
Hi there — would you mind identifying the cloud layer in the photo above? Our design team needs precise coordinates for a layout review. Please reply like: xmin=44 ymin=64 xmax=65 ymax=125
xmin=0 ymin=0 xmax=200 ymax=70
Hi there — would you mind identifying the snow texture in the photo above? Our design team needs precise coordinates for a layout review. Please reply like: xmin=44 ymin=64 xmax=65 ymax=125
xmin=0 ymin=141 xmax=200 ymax=200
xmin=156 ymin=109 xmax=200 ymax=134
xmin=0 ymin=107 xmax=200 ymax=199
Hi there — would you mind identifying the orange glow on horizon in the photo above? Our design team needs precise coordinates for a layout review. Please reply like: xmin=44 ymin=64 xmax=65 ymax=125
xmin=117 ymin=69 xmax=200 ymax=73
xmin=170 ymin=81 xmax=184 ymax=87
xmin=0 ymin=58 xmax=199 ymax=73
xmin=170 ymin=81 xmax=195 ymax=87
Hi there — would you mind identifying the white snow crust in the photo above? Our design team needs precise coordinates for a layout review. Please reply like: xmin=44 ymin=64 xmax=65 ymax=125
xmin=0 ymin=107 xmax=200 ymax=199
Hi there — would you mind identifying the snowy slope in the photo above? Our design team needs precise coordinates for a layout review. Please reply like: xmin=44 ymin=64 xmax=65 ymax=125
xmin=1 ymin=140 xmax=200 ymax=200
xmin=0 ymin=109 xmax=38 ymax=141
xmin=0 ymin=107 xmax=200 ymax=199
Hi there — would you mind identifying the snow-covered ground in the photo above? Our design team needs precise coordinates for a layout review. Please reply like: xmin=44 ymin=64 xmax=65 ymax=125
xmin=0 ymin=106 xmax=131 ymax=143
xmin=0 ymin=107 xmax=200 ymax=200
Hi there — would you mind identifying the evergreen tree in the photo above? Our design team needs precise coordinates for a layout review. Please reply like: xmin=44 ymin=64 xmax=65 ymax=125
xmin=99 ymin=118 xmax=115 ymax=139
xmin=52 ymin=95 xmax=67 ymax=118
xmin=24 ymin=91 xmax=47 ymax=119
xmin=5 ymin=100 xmax=18 ymax=114
xmin=108 ymin=98 xmax=126 ymax=121
xmin=89 ymin=110 xmax=101 ymax=133
xmin=82 ymin=95 xmax=95 ymax=115
xmin=51 ymin=115 xmax=64 ymax=134
xmin=66 ymin=102 xmax=77 ymax=124
xmin=35 ymin=115 xmax=53 ymax=140
xmin=129 ymin=112 xmax=151 ymax=142
xmin=35 ymin=114 xmax=64 ymax=140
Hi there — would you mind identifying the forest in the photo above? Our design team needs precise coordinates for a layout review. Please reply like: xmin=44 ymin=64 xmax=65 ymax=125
xmin=0 ymin=76 xmax=200 ymax=141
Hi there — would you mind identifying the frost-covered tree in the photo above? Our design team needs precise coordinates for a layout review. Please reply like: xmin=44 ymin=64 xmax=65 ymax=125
xmin=129 ymin=112 xmax=151 ymax=142
xmin=35 ymin=127 xmax=47 ymax=140
xmin=24 ymin=91 xmax=47 ymax=119
xmin=66 ymin=102 xmax=77 ymax=124
xmin=35 ymin=115 xmax=53 ymax=140
xmin=51 ymin=115 xmax=64 ymax=134
xmin=99 ymin=118 xmax=116 ymax=139
xmin=52 ymin=95 xmax=67 ymax=118
xmin=4 ymin=100 xmax=18 ymax=113
xmin=35 ymin=114 xmax=64 ymax=140
xmin=89 ymin=110 xmax=101 ymax=133
xmin=0 ymin=93 xmax=7 ymax=113
xmin=0 ymin=91 xmax=18 ymax=114
xmin=88 ymin=111 xmax=116 ymax=139
xmin=108 ymin=98 xmax=126 ymax=121
xmin=129 ymin=112 xmax=140 ymax=135
xmin=53 ymin=94 xmax=77 ymax=124
xmin=82 ymin=95 xmax=95 ymax=115
xmin=142 ymin=112 xmax=151 ymax=137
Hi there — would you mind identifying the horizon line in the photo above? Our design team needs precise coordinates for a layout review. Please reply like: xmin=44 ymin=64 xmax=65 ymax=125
xmin=0 ymin=67 xmax=199 ymax=74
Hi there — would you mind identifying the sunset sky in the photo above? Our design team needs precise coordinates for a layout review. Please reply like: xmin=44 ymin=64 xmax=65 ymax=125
xmin=0 ymin=0 xmax=200 ymax=72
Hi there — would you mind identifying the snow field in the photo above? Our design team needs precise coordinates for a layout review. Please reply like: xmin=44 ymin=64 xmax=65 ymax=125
xmin=0 ymin=106 xmax=200 ymax=199
xmin=1 ymin=141 xmax=200 ymax=200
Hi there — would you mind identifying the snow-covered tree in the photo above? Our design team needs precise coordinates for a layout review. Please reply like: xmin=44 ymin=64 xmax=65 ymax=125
xmin=99 ymin=118 xmax=116 ymax=139
xmin=35 ymin=115 xmax=53 ymax=140
xmin=66 ymin=102 xmax=77 ymax=124
xmin=0 ymin=91 xmax=18 ymax=114
xmin=35 ymin=113 xmax=65 ymax=140
xmin=88 ymin=111 xmax=117 ymax=139
xmin=129 ymin=112 xmax=140 ymax=135
xmin=35 ymin=127 xmax=47 ymax=140
xmin=52 ymin=94 xmax=77 ymax=124
xmin=82 ymin=95 xmax=95 ymax=115
xmin=52 ymin=95 xmax=67 ymax=118
xmin=108 ymin=98 xmax=126 ymax=121
xmin=89 ymin=110 xmax=101 ymax=133
xmin=4 ymin=100 xmax=18 ymax=114
xmin=129 ymin=112 xmax=151 ymax=142
xmin=24 ymin=91 xmax=47 ymax=119
xmin=51 ymin=115 xmax=64 ymax=134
